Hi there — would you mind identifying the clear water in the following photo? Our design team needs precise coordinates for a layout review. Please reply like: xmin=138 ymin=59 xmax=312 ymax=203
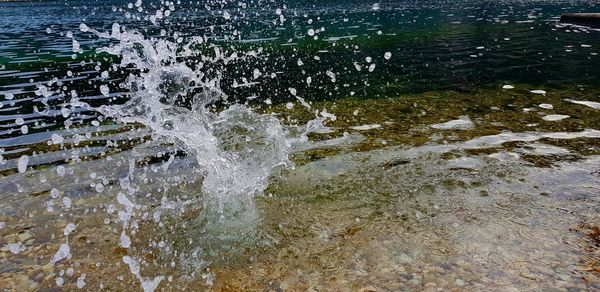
xmin=0 ymin=0 xmax=599 ymax=290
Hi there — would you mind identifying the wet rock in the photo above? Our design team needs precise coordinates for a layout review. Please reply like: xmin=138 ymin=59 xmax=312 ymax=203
xmin=13 ymin=274 xmax=29 ymax=291
xmin=397 ymin=253 xmax=413 ymax=263
xmin=0 ymin=261 xmax=20 ymax=274
xmin=18 ymin=231 xmax=32 ymax=242
xmin=30 ymin=270 xmax=45 ymax=282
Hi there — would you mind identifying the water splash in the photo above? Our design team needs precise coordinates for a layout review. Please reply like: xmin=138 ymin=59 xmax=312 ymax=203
xmin=72 ymin=10 xmax=332 ymax=288
xmin=85 ymin=23 xmax=292 ymax=214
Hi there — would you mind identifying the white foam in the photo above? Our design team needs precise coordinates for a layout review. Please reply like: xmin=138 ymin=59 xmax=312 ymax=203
xmin=431 ymin=116 xmax=474 ymax=130
xmin=351 ymin=124 xmax=382 ymax=131
xmin=530 ymin=90 xmax=547 ymax=95
xmin=566 ymin=99 xmax=600 ymax=109
xmin=542 ymin=114 xmax=569 ymax=121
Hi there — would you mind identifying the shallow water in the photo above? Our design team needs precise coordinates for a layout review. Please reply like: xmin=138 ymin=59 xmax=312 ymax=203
xmin=0 ymin=0 xmax=599 ymax=291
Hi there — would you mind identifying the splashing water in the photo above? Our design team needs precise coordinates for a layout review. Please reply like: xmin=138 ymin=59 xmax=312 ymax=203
xmin=93 ymin=24 xmax=292 ymax=215
xmin=72 ymin=9 xmax=330 ymax=288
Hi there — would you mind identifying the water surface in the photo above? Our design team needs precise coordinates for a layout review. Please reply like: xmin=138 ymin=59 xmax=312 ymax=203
xmin=0 ymin=0 xmax=599 ymax=290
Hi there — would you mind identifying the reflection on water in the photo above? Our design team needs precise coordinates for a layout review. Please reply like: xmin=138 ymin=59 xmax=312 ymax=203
xmin=0 ymin=0 xmax=599 ymax=290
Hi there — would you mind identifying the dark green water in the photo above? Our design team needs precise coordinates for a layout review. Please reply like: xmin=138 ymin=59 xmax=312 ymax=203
xmin=0 ymin=0 xmax=599 ymax=148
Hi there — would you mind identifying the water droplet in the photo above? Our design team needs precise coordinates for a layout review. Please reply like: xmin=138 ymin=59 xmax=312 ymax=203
xmin=100 ymin=85 xmax=110 ymax=97
xmin=17 ymin=155 xmax=29 ymax=173
xmin=63 ymin=197 xmax=72 ymax=209
xmin=51 ymin=188 xmax=60 ymax=199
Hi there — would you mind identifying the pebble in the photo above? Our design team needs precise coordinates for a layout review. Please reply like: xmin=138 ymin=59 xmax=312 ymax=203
xmin=398 ymin=253 xmax=413 ymax=263
xmin=31 ymin=271 xmax=45 ymax=282
xmin=18 ymin=232 xmax=32 ymax=242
